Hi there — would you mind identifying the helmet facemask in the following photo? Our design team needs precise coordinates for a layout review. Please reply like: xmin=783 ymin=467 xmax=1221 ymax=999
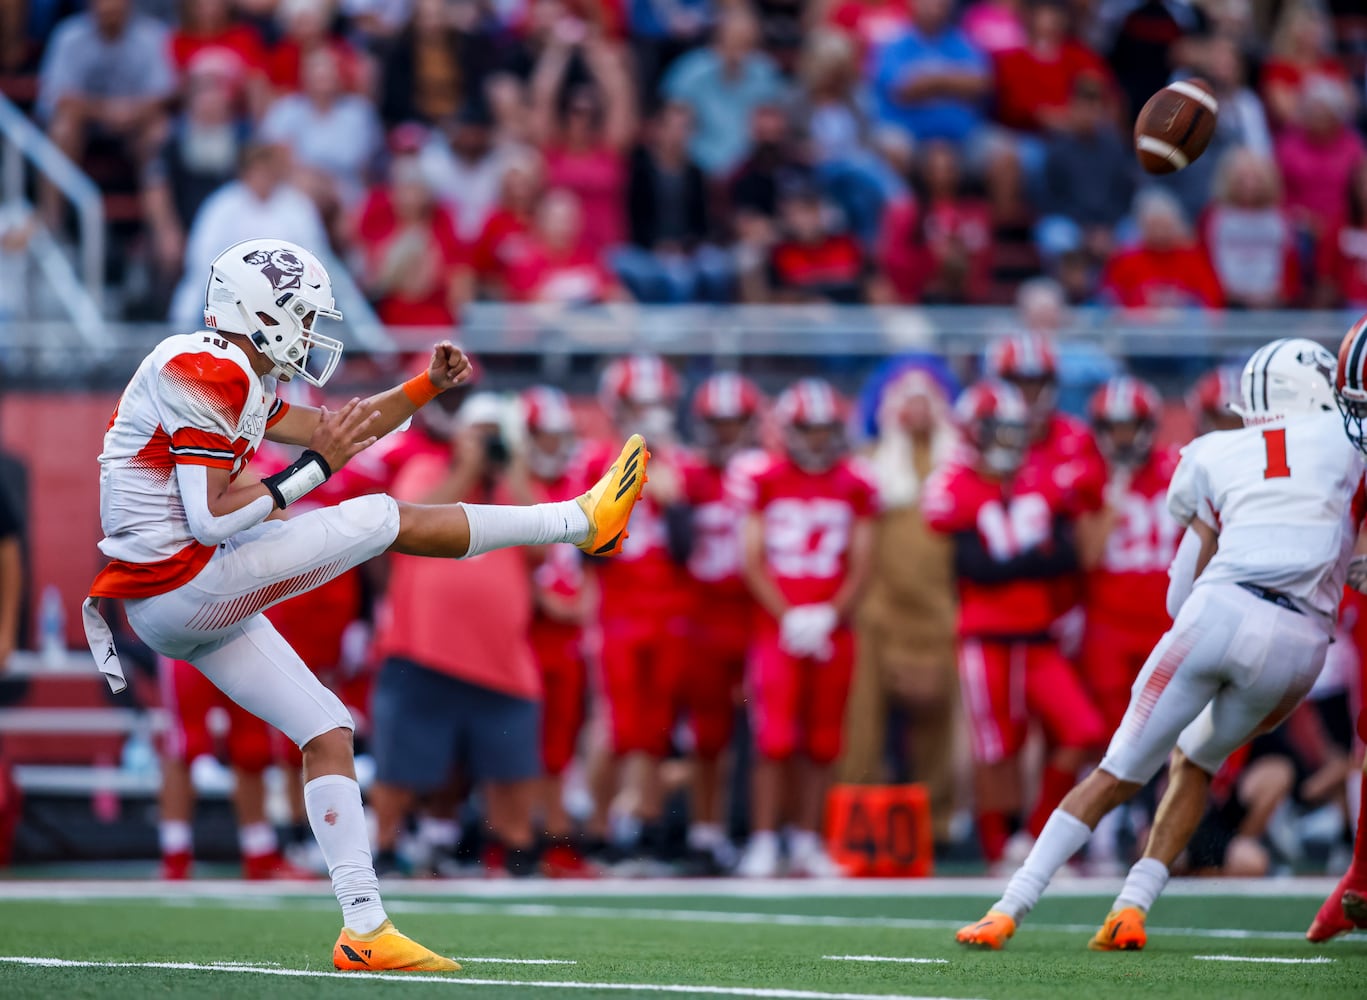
xmin=980 ymin=416 xmax=1029 ymax=476
xmin=1094 ymin=417 xmax=1154 ymax=468
xmin=787 ymin=421 xmax=844 ymax=474
xmin=1337 ymin=390 xmax=1367 ymax=455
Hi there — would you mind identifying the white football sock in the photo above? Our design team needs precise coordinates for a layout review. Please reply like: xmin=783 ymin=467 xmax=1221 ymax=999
xmin=688 ymin=822 xmax=724 ymax=851
xmin=417 ymin=815 xmax=460 ymax=851
xmin=304 ymin=774 xmax=388 ymax=934
xmin=788 ymin=829 xmax=822 ymax=860
xmin=994 ymin=810 xmax=1093 ymax=921
xmin=459 ymin=500 xmax=589 ymax=557
xmin=159 ymin=820 xmax=192 ymax=855
xmin=239 ymin=821 xmax=278 ymax=859
xmin=1114 ymin=857 xmax=1170 ymax=913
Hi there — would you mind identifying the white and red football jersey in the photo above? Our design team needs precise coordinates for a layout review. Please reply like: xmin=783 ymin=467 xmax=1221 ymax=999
xmin=1168 ymin=410 xmax=1366 ymax=621
xmin=730 ymin=453 xmax=878 ymax=608
xmin=1086 ymin=446 xmax=1183 ymax=633
xmin=92 ymin=333 xmax=289 ymax=599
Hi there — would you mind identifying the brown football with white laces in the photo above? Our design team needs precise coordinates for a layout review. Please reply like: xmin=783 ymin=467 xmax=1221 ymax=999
xmin=1133 ymin=77 xmax=1219 ymax=175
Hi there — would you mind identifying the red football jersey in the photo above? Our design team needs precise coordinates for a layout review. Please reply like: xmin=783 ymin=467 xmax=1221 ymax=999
xmin=578 ymin=441 xmax=692 ymax=618
xmin=923 ymin=459 xmax=1075 ymax=637
xmin=731 ymin=453 xmax=878 ymax=609
xmin=1023 ymin=412 xmax=1108 ymax=517
xmin=530 ymin=462 xmax=591 ymax=605
xmin=1085 ymin=446 xmax=1182 ymax=633
xmin=683 ymin=450 xmax=767 ymax=606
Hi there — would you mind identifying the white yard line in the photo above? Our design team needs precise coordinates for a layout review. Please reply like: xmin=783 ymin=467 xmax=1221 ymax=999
xmin=380 ymin=901 xmax=1312 ymax=943
xmin=457 ymin=957 xmax=578 ymax=965
xmin=0 ymin=956 xmax=983 ymax=1000
xmin=822 ymin=956 xmax=949 ymax=965
xmin=0 ymin=877 xmax=1341 ymax=900
xmin=1192 ymin=955 xmax=1335 ymax=965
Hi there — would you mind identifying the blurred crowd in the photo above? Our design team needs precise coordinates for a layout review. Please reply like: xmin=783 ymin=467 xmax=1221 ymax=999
xmin=142 ymin=332 xmax=1365 ymax=881
xmin=3 ymin=0 xmax=1367 ymax=319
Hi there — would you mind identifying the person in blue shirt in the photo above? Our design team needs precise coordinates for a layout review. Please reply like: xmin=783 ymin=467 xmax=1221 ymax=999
xmin=871 ymin=0 xmax=991 ymax=147
xmin=662 ymin=5 xmax=786 ymax=177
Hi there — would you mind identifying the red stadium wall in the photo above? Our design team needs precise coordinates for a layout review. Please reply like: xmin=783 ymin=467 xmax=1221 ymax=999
xmin=1 ymin=392 xmax=120 ymax=647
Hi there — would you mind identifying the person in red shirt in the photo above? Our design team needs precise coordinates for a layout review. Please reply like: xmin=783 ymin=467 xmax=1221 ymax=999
xmin=585 ymin=355 xmax=692 ymax=862
xmin=823 ymin=0 xmax=912 ymax=60
xmin=504 ymin=189 xmax=627 ymax=304
xmin=923 ymin=380 xmax=1105 ymax=867
xmin=734 ymin=379 xmax=876 ymax=878
xmin=765 ymin=176 xmax=868 ymax=304
xmin=472 ymin=151 xmax=544 ymax=299
xmin=266 ymin=0 xmax=367 ymax=96
xmin=518 ymin=386 xmax=598 ymax=878
xmin=170 ymin=0 xmax=268 ymax=111
xmin=679 ymin=372 xmax=765 ymax=874
xmin=1102 ymin=190 xmax=1224 ymax=309
xmin=528 ymin=18 xmax=634 ymax=258
xmin=1315 ymin=160 xmax=1367 ymax=309
xmin=352 ymin=155 xmax=471 ymax=327
xmin=369 ymin=392 xmax=546 ymax=878
xmin=1261 ymin=4 xmax=1352 ymax=131
xmin=878 ymin=140 xmax=994 ymax=303
xmin=991 ymin=0 xmax=1112 ymax=135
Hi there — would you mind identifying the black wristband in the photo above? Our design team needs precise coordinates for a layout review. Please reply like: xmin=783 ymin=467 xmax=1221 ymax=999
xmin=262 ymin=449 xmax=333 ymax=509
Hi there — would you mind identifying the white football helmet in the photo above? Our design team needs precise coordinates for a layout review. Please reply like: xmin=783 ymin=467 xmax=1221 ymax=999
xmin=203 ymin=238 xmax=344 ymax=386
xmin=1231 ymin=337 xmax=1337 ymax=426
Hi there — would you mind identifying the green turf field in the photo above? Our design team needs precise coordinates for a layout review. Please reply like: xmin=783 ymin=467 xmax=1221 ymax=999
xmin=0 ymin=881 xmax=1362 ymax=999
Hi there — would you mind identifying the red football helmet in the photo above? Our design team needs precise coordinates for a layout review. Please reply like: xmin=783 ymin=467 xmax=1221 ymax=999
xmin=1088 ymin=376 xmax=1161 ymax=467
xmin=520 ymin=385 xmax=577 ymax=480
xmin=774 ymin=378 xmax=848 ymax=473
xmin=599 ymin=354 xmax=681 ymax=440
xmin=692 ymin=372 xmax=763 ymax=464
xmin=1188 ymin=365 xmax=1243 ymax=435
xmin=986 ymin=333 xmax=1059 ymax=425
xmin=1336 ymin=313 xmax=1367 ymax=454
xmin=955 ymin=379 xmax=1031 ymax=476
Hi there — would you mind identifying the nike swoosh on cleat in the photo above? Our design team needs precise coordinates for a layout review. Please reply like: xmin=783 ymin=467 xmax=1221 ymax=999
xmin=339 ymin=944 xmax=369 ymax=966
xmin=593 ymin=531 xmax=624 ymax=556
xmin=614 ymin=474 xmax=638 ymax=501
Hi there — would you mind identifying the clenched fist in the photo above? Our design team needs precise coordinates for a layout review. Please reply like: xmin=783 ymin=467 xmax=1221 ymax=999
xmin=428 ymin=341 xmax=474 ymax=391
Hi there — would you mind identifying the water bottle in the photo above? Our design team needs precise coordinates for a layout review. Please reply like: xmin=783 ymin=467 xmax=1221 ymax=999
xmin=38 ymin=585 xmax=65 ymax=668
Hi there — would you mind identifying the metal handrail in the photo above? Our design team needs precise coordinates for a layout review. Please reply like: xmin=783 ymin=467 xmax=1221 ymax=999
xmin=0 ymin=91 xmax=104 ymax=314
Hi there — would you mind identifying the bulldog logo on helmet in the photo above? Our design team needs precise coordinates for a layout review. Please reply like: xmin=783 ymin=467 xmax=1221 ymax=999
xmin=242 ymin=248 xmax=305 ymax=292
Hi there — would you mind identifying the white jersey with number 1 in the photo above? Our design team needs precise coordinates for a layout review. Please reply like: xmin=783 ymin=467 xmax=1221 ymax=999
xmin=1167 ymin=410 xmax=1365 ymax=623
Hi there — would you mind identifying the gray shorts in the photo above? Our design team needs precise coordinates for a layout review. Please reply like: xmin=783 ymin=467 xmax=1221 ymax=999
xmin=372 ymin=657 xmax=541 ymax=792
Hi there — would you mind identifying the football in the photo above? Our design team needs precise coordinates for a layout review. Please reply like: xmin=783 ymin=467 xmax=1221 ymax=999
xmin=1133 ymin=77 xmax=1219 ymax=174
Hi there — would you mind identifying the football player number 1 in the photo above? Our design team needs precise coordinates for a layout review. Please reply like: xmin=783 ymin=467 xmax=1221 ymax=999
xmin=1262 ymin=428 xmax=1291 ymax=480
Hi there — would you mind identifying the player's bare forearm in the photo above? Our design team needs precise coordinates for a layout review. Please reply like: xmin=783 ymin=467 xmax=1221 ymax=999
xmin=741 ymin=514 xmax=788 ymax=619
xmin=1075 ymin=509 xmax=1116 ymax=571
xmin=831 ymin=518 xmax=874 ymax=619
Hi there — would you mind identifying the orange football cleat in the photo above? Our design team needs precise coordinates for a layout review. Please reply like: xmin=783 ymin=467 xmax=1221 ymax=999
xmin=1306 ymin=876 xmax=1367 ymax=942
xmin=575 ymin=434 xmax=649 ymax=557
xmin=955 ymin=910 xmax=1017 ymax=950
xmin=333 ymin=920 xmax=461 ymax=972
xmin=1089 ymin=907 xmax=1147 ymax=951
